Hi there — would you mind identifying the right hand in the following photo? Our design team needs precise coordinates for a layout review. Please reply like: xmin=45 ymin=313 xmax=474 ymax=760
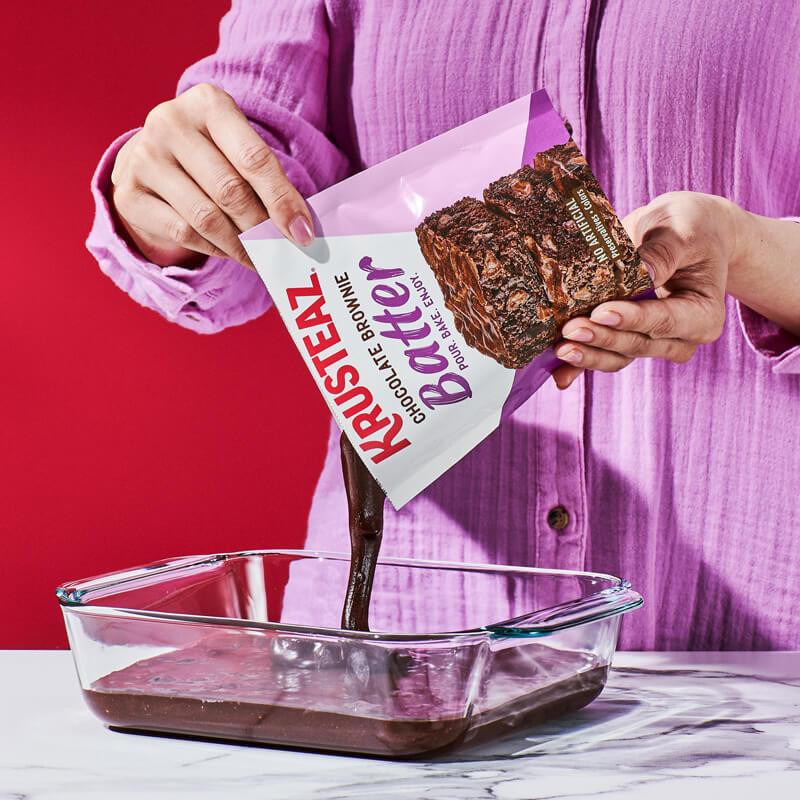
xmin=110 ymin=82 xmax=315 ymax=271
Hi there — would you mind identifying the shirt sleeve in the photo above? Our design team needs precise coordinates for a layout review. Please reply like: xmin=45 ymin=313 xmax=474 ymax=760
xmin=85 ymin=0 xmax=351 ymax=334
xmin=735 ymin=216 xmax=800 ymax=375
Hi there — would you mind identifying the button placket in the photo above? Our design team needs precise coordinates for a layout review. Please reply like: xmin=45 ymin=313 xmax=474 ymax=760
xmin=528 ymin=0 xmax=596 ymax=571
xmin=530 ymin=374 xmax=588 ymax=571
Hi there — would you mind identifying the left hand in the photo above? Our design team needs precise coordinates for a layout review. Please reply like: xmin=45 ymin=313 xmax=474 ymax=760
xmin=552 ymin=191 xmax=738 ymax=390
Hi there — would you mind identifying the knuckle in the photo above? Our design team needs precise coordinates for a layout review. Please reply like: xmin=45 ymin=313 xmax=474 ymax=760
xmin=215 ymin=173 xmax=250 ymax=209
xmin=646 ymin=195 xmax=675 ymax=222
xmin=112 ymin=137 xmax=137 ymax=183
xmin=620 ymin=207 xmax=642 ymax=241
xmin=586 ymin=325 xmax=609 ymax=349
xmin=190 ymin=201 xmax=223 ymax=234
xmin=167 ymin=217 xmax=194 ymax=246
xmin=648 ymin=314 xmax=674 ymax=339
xmin=110 ymin=160 xmax=124 ymax=187
xmin=661 ymin=190 xmax=691 ymax=217
xmin=695 ymin=330 xmax=713 ymax=345
xmin=128 ymin=137 xmax=156 ymax=170
xmin=656 ymin=190 xmax=680 ymax=205
xmin=711 ymin=312 xmax=726 ymax=341
xmin=604 ymin=357 xmax=633 ymax=373
xmin=590 ymin=326 xmax=614 ymax=350
xmin=685 ymin=194 xmax=715 ymax=225
xmin=622 ymin=307 xmax=643 ymax=331
xmin=626 ymin=335 xmax=648 ymax=357
xmin=111 ymin=185 xmax=134 ymax=215
xmin=186 ymin=82 xmax=228 ymax=110
xmin=696 ymin=308 xmax=725 ymax=344
xmin=144 ymin=101 xmax=173 ymax=130
xmin=189 ymin=82 xmax=216 ymax=101
xmin=238 ymin=141 xmax=276 ymax=173
xmin=235 ymin=245 xmax=251 ymax=265
xmin=615 ymin=356 xmax=635 ymax=371
xmin=265 ymin=183 xmax=294 ymax=210
xmin=680 ymin=224 xmax=703 ymax=252
xmin=697 ymin=324 xmax=723 ymax=345
xmin=670 ymin=345 xmax=695 ymax=364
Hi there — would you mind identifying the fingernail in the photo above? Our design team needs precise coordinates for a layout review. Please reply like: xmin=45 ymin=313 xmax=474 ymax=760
xmin=289 ymin=215 xmax=314 ymax=247
xmin=642 ymin=260 xmax=655 ymax=282
xmin=564 ymin=327 xmax=593 ymax=342
xmin=590 ymin=309 xmax=621 ymax=327
xmin=557 ymin=347 xmax=582 ymax=364
xmin=555 ymin=373 xmax=577 ymax=390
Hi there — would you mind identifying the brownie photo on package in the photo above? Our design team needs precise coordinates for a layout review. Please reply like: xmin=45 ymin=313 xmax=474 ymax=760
xmin=415 ymin=197 xmax=557 ymax=369
xmin=415 ymin=139 xmax=652 ymax=369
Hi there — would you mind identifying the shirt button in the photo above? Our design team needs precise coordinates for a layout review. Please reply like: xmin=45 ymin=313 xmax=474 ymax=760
xmin=547 ymin=505 xmax=570 ymax=531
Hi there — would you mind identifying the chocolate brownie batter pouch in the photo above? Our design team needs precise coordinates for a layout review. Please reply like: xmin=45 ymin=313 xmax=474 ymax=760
xmin=242 ymin=90 xmax=652 ymax=508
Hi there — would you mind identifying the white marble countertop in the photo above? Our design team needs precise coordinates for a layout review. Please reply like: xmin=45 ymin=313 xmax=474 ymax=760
xmin=1 ymin=650 xmax=798 ymax=798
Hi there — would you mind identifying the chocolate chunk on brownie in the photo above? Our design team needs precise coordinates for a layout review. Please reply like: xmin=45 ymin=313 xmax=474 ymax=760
xmin=484 ymin=140 xmax=651 ymax=326
xmin=415 ymin=197 xmax=556 ymax=369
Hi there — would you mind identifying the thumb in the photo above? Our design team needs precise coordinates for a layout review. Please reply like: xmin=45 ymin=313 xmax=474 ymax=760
xmin=634 ymin=223 xmax=685 ymax=289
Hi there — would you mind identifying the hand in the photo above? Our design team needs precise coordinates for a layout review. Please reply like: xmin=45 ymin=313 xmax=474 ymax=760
xmin=109 ymin=83 xmax=315 ymax=271
xmin=552 ymin=191 xmax=739 ymax=389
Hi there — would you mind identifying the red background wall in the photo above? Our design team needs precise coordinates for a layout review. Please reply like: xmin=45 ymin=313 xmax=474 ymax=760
xmin=1 ymin=1 xmax=330 ymax=648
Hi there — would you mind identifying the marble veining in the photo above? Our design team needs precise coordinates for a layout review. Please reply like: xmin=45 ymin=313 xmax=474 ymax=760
xmin=1 ymin=652 xmax=798 ymax=798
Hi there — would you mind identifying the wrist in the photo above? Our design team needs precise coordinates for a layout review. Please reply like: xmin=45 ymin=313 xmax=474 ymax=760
xmin=724 ymin=208 xmax=800 ymax=337
xmin=724 ymin=199 xmax=760 ymax=301
xmin=725 ymin=200 xmax=767 ymax=303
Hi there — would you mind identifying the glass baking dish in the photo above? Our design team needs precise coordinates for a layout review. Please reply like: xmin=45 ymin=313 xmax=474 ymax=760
xmin=56 ymin=550 xmax=641 ymax=757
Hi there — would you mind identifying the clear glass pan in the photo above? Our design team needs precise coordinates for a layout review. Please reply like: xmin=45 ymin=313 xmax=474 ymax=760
xmin=57 ymin=550 xmax=641 ymax=757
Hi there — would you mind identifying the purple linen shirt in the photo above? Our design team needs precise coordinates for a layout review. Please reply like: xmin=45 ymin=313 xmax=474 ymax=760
xmin=87 ymin=0 xmax=800 ymax=649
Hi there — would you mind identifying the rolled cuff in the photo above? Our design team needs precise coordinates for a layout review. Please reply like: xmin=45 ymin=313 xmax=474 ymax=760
xmin=737 ymin=301 xmax=800 ymax=374
xmin=735 ymin=217 xmax=800 ymax=374
xmin=86 ymin=129 xmax=270 ymax=334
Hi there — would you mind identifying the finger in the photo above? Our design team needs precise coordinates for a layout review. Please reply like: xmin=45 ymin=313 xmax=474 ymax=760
xmin=200 ymin=97 xmax=314 ymax=244
xmin=588 ymin=295 xmax=724 ymax=344
xmin=552 ymin=364 xmax=584 ymax=390
xmin=636 ymin=230 xmax=685 ymax=289
xmin=171 ymin=128 xmax=269 ymax=233
xmin=554 ymin=341 xmax=634 ymax=373
xmin=113 ymin=185 xmax=234 ymax=263
xmin=560 ymin=318 xmax=696 ymax=363
xmin=144 ymin=160 xmax=254 ymax=267
xmin=633 ymin=195 xmax=708 ymax=286
xmin=620 ymin=206 xmax=646 ymax=246
xmin=625 ymin=202 xmax=695 ymax=288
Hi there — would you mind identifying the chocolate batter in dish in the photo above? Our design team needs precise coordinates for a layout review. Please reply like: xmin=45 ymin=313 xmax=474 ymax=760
xmin=83 ymin=632 xmax=608 ymax=757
